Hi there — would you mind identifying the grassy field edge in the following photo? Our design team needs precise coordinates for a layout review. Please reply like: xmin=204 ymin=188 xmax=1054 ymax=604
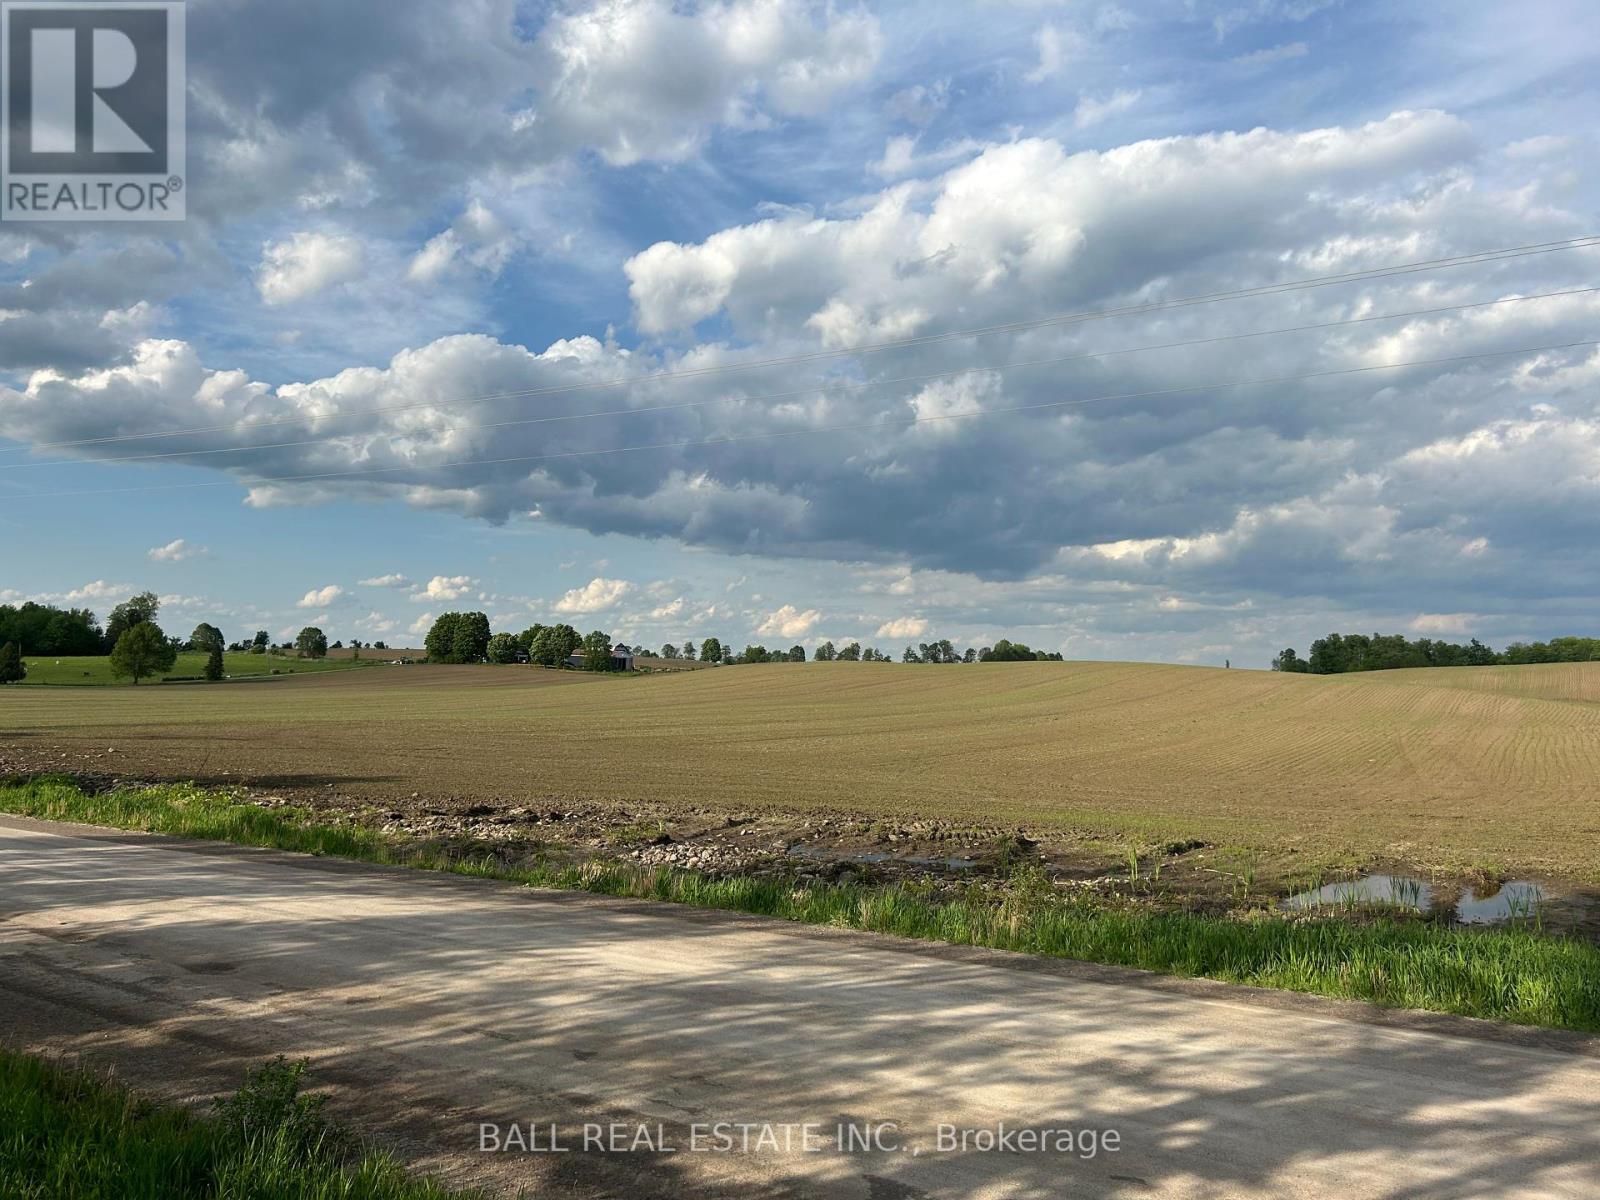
xmin=5 ymin=776 xmax=1599 ymax=1034
xmin=0 ymin=1048 xmax=472 ymax=1199
xmin=14 ymin=650 xmax=380 ymax=686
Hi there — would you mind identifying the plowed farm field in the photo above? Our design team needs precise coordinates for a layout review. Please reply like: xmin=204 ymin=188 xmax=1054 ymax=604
xmin=4 ymin=660 xmax=1598 ymax=875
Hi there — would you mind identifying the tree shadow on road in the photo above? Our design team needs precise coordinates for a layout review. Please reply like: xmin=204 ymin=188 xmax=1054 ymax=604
xmin=3 ymin=833 xmax=1597 ymax=1200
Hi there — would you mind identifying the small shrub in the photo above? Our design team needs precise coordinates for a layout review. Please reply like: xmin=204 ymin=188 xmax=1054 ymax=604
xmin=214 ymin=1056 xmax=347 ymax=1163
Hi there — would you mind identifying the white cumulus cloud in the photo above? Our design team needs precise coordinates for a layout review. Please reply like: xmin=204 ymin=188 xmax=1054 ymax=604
xmin=297 ymin=584 xmax=344 ymax=608
xmin=413 ymin=575 xmax=477 ymax=602
xmin=554 ymin=577 xmax=632 ymax=613
xmin=62 ymin=580 xmax=135 ymax=604
xmin=256 ymin=232 xmax=365 ymax=305
xmin=876 ymin=616 xmax=929 ymax=639
xmin=407 ymin=200 xmax=518 ymax=284
xmin=756 ymin=604 xmax=822 ymax=638
xmin=529 ymin=0 xmax=881 ymax=166
xmin=1410 ymin=612 xmax=1477 ymax=635
xmin=147 ymin=538 xmax=207 ymax=563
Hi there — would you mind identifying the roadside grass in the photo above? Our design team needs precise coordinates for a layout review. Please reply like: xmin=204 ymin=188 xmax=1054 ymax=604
xmin=5 ymin=777 xmax=1599 ymax=1034
xmin=0 ymin=1049 xmax=471 ymax=1199
xmin=16 ymin=652 xmax=376 ymax=686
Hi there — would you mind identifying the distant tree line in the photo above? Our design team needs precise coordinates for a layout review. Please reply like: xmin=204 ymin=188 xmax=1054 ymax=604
xmin=414 ymin=611 xmax=1070 ymax=672
xmin=0 ymin=601 xmax=104 ymax=655
xmin=675 ymin=635 xmax=1063 ymax=665
xmin=0 ymin=591 xmax=1072 ymax=683
xmin=1272 ymin=632 xmax=1600 ymax=674
xmin=0 ymin=592 xmax=346 ymax=686
xmin=422 ymin=614 xmax=634 ymax=672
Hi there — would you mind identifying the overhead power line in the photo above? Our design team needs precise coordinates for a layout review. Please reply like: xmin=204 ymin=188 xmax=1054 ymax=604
xmin=16 ymin=338 xmax=1596 ymax=501
xmin=2 ymin=233 xmax=1595 ymax=458
xmin=4 ymin=285 xmax=1594 ymax=472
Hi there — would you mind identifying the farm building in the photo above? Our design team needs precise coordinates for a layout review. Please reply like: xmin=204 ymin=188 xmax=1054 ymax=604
xmin=565 ymin=642 xmax=636 ymax=671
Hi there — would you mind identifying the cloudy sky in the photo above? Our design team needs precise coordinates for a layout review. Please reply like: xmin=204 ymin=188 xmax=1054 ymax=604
xmin=2 ymin=0 xmax=1598 ymax=663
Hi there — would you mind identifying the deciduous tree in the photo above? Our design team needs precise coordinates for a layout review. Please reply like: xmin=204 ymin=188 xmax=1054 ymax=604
xmin=452 ymin=612 xmax=491 ymax=663
xmin=109 ymin=622 xmax=177 ymax=684
xmin=582 ymin=629 xmax=614 ymax=671
xmin=104 ymin=592 xmax=160 ymax=649
xmin=190 ymin=622 xmax=225 ymax=654
xmin=529 ymin=623 xmax=582 ymax=666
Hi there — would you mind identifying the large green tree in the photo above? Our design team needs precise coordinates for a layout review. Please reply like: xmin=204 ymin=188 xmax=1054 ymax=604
xmin=104 ymin=592 xmax=160 ymax=649
xmin=109 ymin=622 xmax=177 ymax=684
xmin=424 ymin=611 xmax=493 ymax=663
xmin=581 ymin=630 xmax=614 ymax=671
xmin=699 ymin=637 xmax=723 ymax=664
xmin=486 ymin=632 xmax=519 ymax=664
xmin=295 ymin=627 xmax=328 ymax=659
xmin=190 ymin=622 xmax=225 ymax=654
xmin=424 ymin=613 xmax=461 ymax=662
xmin=529 ymin=623 xmax=582 ymax=666
xmin=981 ymin=639 xmax=1036 ymax=662
xmin=516 ymin=623 xmax=546 ymax=656
xmin=1271 ymin=648 xmax=1310 ymax=673
xmin=203 ymin=645 xmax=225 ymax=681
xmin=451 ymin=612 xmax=491 ymax=663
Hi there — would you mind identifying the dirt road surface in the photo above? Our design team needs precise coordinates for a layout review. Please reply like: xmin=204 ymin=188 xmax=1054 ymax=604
xmin=3 ymin=816 xmax=1597 ymax=1199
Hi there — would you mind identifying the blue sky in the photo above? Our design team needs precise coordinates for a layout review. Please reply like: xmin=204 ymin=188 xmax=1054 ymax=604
xmin=3 ymin=0 xmax=1598 ymax=661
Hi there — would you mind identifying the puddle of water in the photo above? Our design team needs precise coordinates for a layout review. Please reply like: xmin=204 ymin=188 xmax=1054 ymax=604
xmin=1454 ymin=881 xmax=1546 ymax=924
xmin=1280 ymin=875 xmax=1434 ymax=912
xmin=787 ymin=844 xmax=977 ymax=870
xmin=1282 ymin=874 xmax=1550 ymax=924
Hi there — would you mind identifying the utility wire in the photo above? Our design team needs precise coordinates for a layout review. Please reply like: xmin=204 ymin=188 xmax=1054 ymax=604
xmin=16 ymin=339 xmax=1595 ymax=501
xmin=5 ymin=285 xmax=1594 ymax=472
xmin=3 ymin=234 xmax=1595 ymax=458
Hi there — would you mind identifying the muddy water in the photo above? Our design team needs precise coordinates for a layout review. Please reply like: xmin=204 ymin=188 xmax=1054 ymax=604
xmin=1454 ymin=880 xmax=1546 ymax=923
xmin=1280 ymin=874 xmax=1550 ymax=924
xmin=1280 ymin=875 xmax=1433 ymax=912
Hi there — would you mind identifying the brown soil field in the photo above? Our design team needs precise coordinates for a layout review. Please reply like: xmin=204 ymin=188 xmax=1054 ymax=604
xmin=2 ymin=660 xmax=1598 ymax=879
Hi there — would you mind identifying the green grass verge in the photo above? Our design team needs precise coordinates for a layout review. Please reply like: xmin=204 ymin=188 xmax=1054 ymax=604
xmin=0 ymin=1049 xmax=470 ymax=1199
xmin=5 ymin=776 xmax=1599 ymax=1034
xmin=16 ymin=652 xmax=376 ymax=686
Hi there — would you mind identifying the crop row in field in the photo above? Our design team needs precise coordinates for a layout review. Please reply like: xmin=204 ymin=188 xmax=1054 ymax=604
xmin=3 ymin=659 xmax=1598 ymax=875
